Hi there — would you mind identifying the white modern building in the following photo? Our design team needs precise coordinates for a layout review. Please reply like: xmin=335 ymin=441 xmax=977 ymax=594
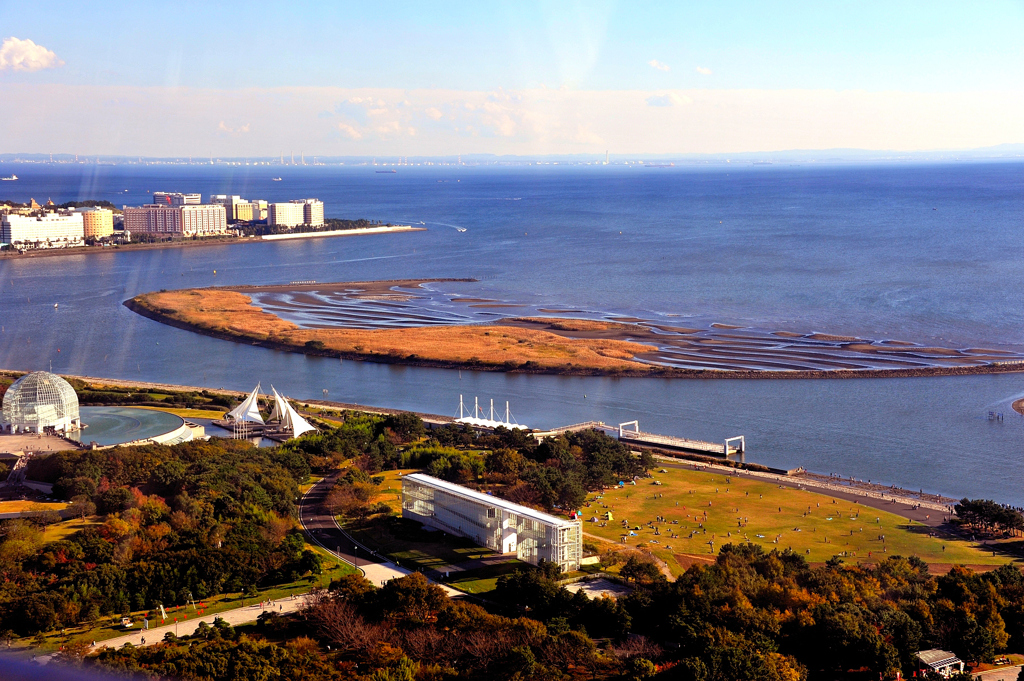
xmin=1 ymin=371 xmax=81 ymax=434
xmin=1 ymin=212 xmax=85 ymax=248
xmin=122 ymin=204 xmax=227 ymax=237
xmin=152 ymin=192 xmax=201 ymax=206
xmin=297 ymin=198 xmax=324 ymax=226
xmin=916 ymin=651 xmax=964 ymax=678
xmin=402 ymin=473 xmax=582 ymax=571
xmin=267 ymin=202 xmax=305 ymax=227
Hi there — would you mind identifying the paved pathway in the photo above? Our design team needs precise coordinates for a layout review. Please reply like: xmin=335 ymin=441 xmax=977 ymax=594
xmin=97 ymin=597 xmax=305 ymax=651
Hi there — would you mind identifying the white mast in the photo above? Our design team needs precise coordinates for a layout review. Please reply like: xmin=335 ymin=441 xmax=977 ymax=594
xmin=490 ymin=398 xmax=495 ymax=421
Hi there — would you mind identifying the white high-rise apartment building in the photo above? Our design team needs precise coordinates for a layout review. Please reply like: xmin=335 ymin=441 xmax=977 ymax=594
xmin=294 ymin=198 xmax=324 ymax=226
xmin=1 ymin=212 xmax=85 ymax=248
xmin=152 ymin=192 xmax=201 ymax=206
xmin=267 ymin=202 xmax=305 ymax=227
xmin=122 ymin=204 xmax=227 ymax=236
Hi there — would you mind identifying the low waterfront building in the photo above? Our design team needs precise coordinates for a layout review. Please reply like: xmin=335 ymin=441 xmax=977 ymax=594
xmin=268 ymin=201 xmax=305 ymax=227
xmin=152 ymin=192 xmax=201 ymax=206
xmin=916 ymin=650 xmax=964 ymax=678
xmin=1 ymin=211 xmax=85 ymax=248
xmin=73 ymin=207 xmax=114 ymax=238
xmin=1 ymin=371 xmax=81 ymax=434
xmin=402 ymin=473 xmax=582 ymax=571
xmin=122 ymin=204 xmax=227 ymax=237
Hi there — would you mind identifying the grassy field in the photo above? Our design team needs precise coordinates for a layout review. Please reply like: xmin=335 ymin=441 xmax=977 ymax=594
xmin=20 ymin=542 xmax=357 ymax=653
xmin=132 ymin=288 xmax=657 ymax=373
xmin=582 ymin=466 xmax=1015 ymax=577
xmin=0 ymin=501 xmax=66 ymax=513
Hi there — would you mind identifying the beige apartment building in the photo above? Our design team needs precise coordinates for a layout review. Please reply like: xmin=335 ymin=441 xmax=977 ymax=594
xmin=73 ymin=207 xmax=114 ymax=238
xmin=122 ymin=204 xmax=227 ymax=237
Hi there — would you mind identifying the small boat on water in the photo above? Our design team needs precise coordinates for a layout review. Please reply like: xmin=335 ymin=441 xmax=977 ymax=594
xmin=272 ymin=177 xmax=282 ymax=181
xmin=376 ymin=169 xmax=397 ymax=173
xmin=1 ymin=175 xmax=17 ymax=181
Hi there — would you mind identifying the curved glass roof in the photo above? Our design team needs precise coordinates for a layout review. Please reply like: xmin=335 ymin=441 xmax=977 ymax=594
xmin=2 ymin=371 xmax=80 ymax=428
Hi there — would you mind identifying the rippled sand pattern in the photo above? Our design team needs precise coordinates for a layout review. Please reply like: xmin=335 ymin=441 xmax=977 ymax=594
xmin=239 ymin=281 xmax=1024 ymax=372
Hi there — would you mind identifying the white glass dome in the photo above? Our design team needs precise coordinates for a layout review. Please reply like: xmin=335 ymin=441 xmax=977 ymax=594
xmin=1 ymin=371 xmax=81 ymax=434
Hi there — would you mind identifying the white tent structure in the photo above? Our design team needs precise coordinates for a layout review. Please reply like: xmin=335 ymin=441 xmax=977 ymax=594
xmin=270 ymin=386 xmax=317 ymax=439
xmin=454 ymin=395 xmax=528 ymax=430
xmin=227 ymin=384 xmax=264 ymax=424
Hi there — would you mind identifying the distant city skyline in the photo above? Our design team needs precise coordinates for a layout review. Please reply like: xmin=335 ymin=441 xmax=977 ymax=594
xmin=3 ymin=1 xmax=1024 ymax=156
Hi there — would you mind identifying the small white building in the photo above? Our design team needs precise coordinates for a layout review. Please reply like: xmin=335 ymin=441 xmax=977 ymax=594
xmin=402 ymin=473 xmax=582 ymax=572
xmin=916 ymin=650 xmax=964 ymax=678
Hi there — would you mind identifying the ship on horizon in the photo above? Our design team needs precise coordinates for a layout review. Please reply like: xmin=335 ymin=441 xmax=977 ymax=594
xmin=1 ymin=174 xmax=18 ymax=181
xmin=376 ymin=169 xmax=397 ymax=173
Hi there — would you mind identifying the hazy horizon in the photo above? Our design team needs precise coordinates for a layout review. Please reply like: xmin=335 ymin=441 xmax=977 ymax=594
xmin=4 ymin=2 xmax=1024 ymax=157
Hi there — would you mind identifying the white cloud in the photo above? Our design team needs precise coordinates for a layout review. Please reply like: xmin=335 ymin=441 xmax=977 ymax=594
xmin=217 ymin=121 xmax=250 ymax=134
xmin=646 ymin=93 xmax=691 ymax=107
xmin=0 ymin=37 xmax=64 ymax=72
xmin=424 ymin=107 xmax=444 ymax=120
xmin=648 ymin=59 xmax=670 ymax=72
xmin=5 ymin=83 xmax=1024 ymax=156
xmin=695 ymin=66 xmax=712 ymax=75
xmin=337 ymin=122 xmax=363 ymax=140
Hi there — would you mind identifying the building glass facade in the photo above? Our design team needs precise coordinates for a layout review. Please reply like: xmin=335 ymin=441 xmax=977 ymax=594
xmin=1 ymin=371 xmax=81 ymax=433
xmin=402 ymin=473 xmax=581 ymax=571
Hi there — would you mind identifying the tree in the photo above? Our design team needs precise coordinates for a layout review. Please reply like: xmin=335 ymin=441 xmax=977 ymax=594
xmin=629 ymin=657 xmax=657 ymax=680
xmin=69 ymin=495 xmax=96 ymax=524
xmin=620 ymin=556 xmax=662 ymax=585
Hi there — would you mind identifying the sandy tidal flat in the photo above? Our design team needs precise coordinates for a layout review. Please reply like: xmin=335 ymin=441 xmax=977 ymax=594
xmin=126 ymin=279 xmax=1024 ymax=377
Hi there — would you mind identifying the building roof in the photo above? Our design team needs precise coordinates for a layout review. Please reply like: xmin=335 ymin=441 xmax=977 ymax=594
xmin=403 ymin=473 xmax=576 ymax=528
xmin=917 ymin=650 xmax=961 ymax=668
xmin=1 ymin=371 xmax=79 ymax=427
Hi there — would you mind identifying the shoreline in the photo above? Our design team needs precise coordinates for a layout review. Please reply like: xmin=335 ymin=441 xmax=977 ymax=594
xmin=125 ymin=294 xmax=1024 ymax=380
xmin=0 ymin=369 xmax=966 ymax=509
xmin=0 ymin=225 xmax=425 ymax=261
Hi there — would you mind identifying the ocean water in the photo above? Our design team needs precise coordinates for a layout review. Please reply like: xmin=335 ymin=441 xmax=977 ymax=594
xmin=1 ymin=162 xmax=1023 ymax=503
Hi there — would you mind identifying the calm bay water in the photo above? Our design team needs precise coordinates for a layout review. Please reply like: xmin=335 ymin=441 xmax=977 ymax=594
xmin=1 ymin=162 xmax=1023 ymax=503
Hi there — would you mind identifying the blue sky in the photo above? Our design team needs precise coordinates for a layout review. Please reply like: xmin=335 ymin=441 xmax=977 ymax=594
xmin=2 ymin=1 xmax=1024 ymax=155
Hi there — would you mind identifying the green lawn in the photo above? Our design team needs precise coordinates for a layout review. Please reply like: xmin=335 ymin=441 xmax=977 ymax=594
xmin=445 ymin=560 xmax=526 ymax=594
xmin=583 ymin=467 xmax=1016 ymax=577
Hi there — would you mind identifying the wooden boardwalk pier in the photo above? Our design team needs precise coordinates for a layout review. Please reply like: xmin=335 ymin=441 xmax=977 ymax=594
xmin=532 ymin=420 xmax=745 ymax=457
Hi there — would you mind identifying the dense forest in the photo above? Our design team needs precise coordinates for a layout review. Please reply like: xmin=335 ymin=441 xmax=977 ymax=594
xmin=5 ymin=439 xmax=319 ymax=636
xmin=87 ymin=547 xmax=1024 ymax=681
